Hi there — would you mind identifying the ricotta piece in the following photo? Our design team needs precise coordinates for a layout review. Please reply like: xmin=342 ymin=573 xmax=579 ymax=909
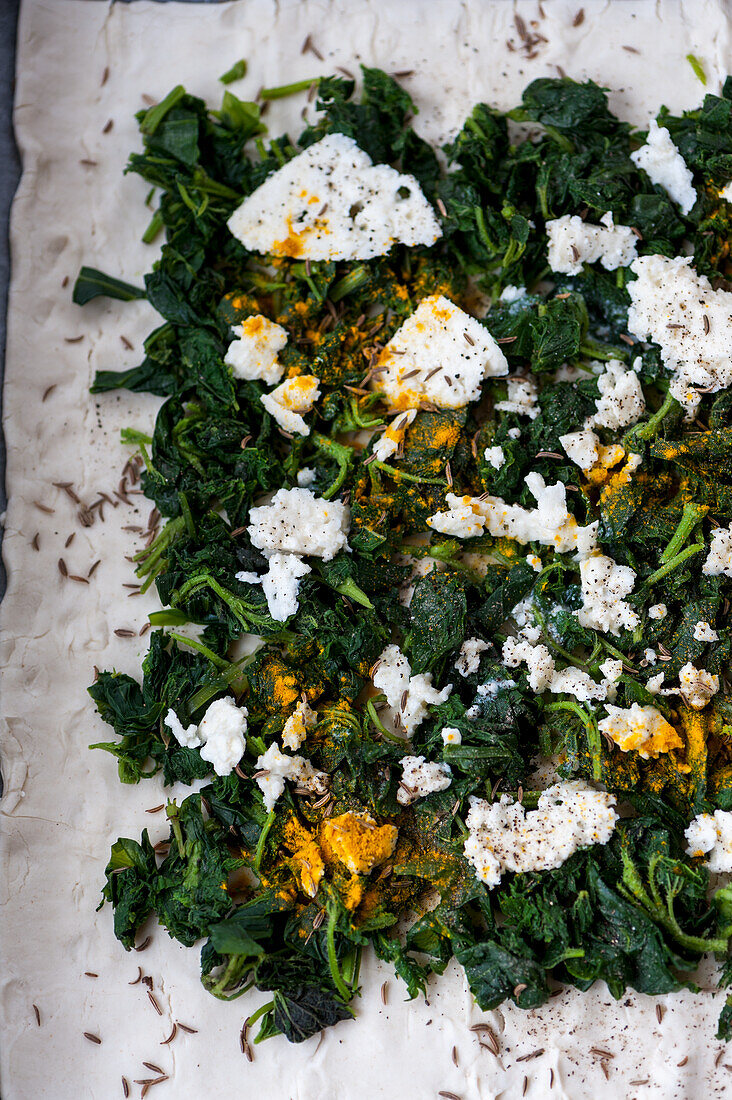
xmin=455 ymin=636 xmax=490 ymax=677
xmin=630 ymin=118 xmax=697 ymax=215
xmin=428 ymin=473 xmax=598 ymax=554
xmin=224 ymin=315 xmax=288 ymax=384
xmin=464 ymin=780 xmax=617 ymax=887
xmin=247 ymin=487 xmax=349 ymax=560
xmin=576 ymin=554 xmax=640 ymax=636
xmin=484 ymin=444 xmax=506 ymax=469
xmin=693 ymin=620 xmax=718 ymax=642
xmin=236 ymin=553 xmax=312 ymax=621
xmin=372 ymin=643 xmax=452 ymax=736
xmin=648 ymin=602 xmax=668 ymax=620
xmin=627 ymin=255 xmax=732 ymax=414
xmin=703 ymin=526 xmax=732 ymax=577
xmin=679 ymin=662 xmax=719 ymax=709
xmin=685 ymin=811 xmax=732 ymax=871
xmin=397 ymin=755 xmax=453 ymax=805
xmin=260 ymin=375 xmax=321 ymax=436
xmin=165 ymin=697 xmax=249 ymax=776
xmin=495 ymin=376 xmax=538 ymax=419
xmin=546 ymin=212 xmax=638 ymax=276
xmin=372 ymin=409 xmax=417 ymax=463
xmin=589 ymin=359 xmax=645 ymax=430
xmin=282 ymin=698 xmax=318 ymax=751
xmin=254 ymin=741 xmax=328 ymax=812
xmin=502 ymin=637 xmax=616 ymax=702
xmin=227 ymin=133 xmax=442 ymax=260
xmin=598 ymin=703 xmax=682 ymax=758
xmin=374 ymin=294 xmax=508 ymax=411
xmin=441 ymin=726 xmax=462 ymax=745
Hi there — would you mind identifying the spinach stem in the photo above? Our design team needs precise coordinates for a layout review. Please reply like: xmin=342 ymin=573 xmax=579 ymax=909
xmin=643 ymin=543 xmax=704 ymax=588
xmin=326 ymin=904 xmax=353 ymax=1002
xmin=260 ymin=78 xmax=319 ymax=100
xmin=253 ymin=811 xmax=276 ymax=873
xmin=659 ymin=502 xmax=708 ymax=563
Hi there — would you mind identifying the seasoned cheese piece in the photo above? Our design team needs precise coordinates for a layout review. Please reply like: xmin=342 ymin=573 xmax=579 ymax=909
xmin=247 ymin=487 xmax=349 ymax=561
xmin=282 ymin=698 xmax=318 ymax=751
xmin=254 ymin=741 xmax=328 ymax=812
xmin=397 ymin=755 xmax=452 ymax=805
xmin=374 ymin=295 xmax=508 ymax=411
xmin=372 ymin=409 xmax=417 ymax=462
xmin=224 ymin=315 xmax=288 ymax=384
xmin=703 ymin=527 xmax=732 ymax=578
xmin=227 ymin=133 xmax=441 ymax=260
xmin=685 ymin=811 xmax=732 ymax=871
xmin=261 ymin=374 xmax=321 ymax=436
xmin=598 ymin=703 xmax=682 ymax=759
xmin=546 ymin=212 xmax=638 ymax=276
xmin=372 ymin=643 xmax=452 ymax=736
xmin=630 ymin=119 xmax=696 ymax=215
xmin=576 ymin=554 xmax=640 ymax=636
xmin=627 ymin=255 xmax=732 ymax=415
xmin=319 ymin=811 xmax=397 ymax=875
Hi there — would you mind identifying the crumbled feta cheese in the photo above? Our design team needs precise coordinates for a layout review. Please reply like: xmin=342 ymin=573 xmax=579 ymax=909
xmin=248 ymin=487 xmax=349 ymax=561
xmin=477 ymin=679 xmax=516 ymax=696
xmin=236 ymin=552 xmax=311 ymax=621
xmin=499 ymin=284 xmax=527 ymax=303
xmin=260 ymin=374 xmax=320 ymax=436
xmin=546 ymin=212 xmax=637 ymax=276
xmin=560 ymin=429 xmax=600 ymax=472
xmin=254 ymin=741 xmax=328 ymax=812
xmin=630 ymin=119 xmax=696 ymax=215
xmin=644 ymin=648 xmax=657 ymax=665
xmin=507 ymin=427 xmax=522 ymax=440
xmin=372 ymin=643 xmax=452 ymax=736
xmin=577 ymin=555 xmax=639 ymax=636
xmin=428 ymin=473 xmax=598 ymax=555
xmin=685 ymin=811 xmax=732 ymax=871
xmin=647 ymin=672 xmax=666 ymax=694
xmin=484 ymin=444 xmax=505 ymax=469
xmin=589 ymin=359 xmax=645 ymax=430
xmin=455 ymin=637 xmax=490 ymax=677
xmin=374 ymin=295 xmax=508 ymax=411
xmin=526 ymin=553 xmax=542 ymax=572
xmin=224 ymin=315 xmax=288 ymax=384
xmin=372 ymin=409 xmax=417 ymax=462
xmin=648 ymin=603 xmax=667 ymax=620
xmin=441 ymin=727 xmax=462 ymax=745
xmin=598 ymin=702 xmax=682 ymax=759
xmin=627 ymin=255 xmax=732 ymax=415
xmin=703 ymin=527 xmax=732 ymax=578
xmin=599 ymin=658 xmax=623 ymax=683
xmin=282 ymin=698 xmax=318 ymax=751
xmin=678 ymin=662 xmax=719 ymax=709
xmin=464 ymin=780 xmax=617 ymax=886
xmin=549 ymin=665 xmax=613 ymax=703
xmin=397 ymin=755 xmax=452 ymax=805
xmin=296 ymin=466 xmax=317 ymax=487
xmin=495 ymin=377 xmax=539 ymax=419
xmin=693 ymin=620 xmax=718 ymax=642
xmin=164 ymin=708 xmax=201 ymax=749
xmin=503 ymin=637 xmax=617 ymax=702
xmin=227 ymin=133 xmax=442 ymax=260
xmin=721 ymin=181 xmax=732 ymax=204
xmin=164 ymin=698 xmax=248 ymax=776
xmin=198 ymin=697 xmax=249 ymax=776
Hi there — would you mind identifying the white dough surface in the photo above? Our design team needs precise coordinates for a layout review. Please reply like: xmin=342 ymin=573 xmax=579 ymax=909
xmin=3 ymin=1 xmax=732 ymax=1097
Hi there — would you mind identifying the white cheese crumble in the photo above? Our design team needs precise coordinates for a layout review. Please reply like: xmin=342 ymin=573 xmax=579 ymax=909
xmin=644 ymin=648 xmax=657 ymax=665
xmin=254 ymin=741 xmax=328 ymax=812
xmin=372 ymin=643 xmax=452 ymax=737
xmin=502 ymin=637 xmax=618 ymax=702
xmin=678 ymin=662 xmax=719 ymax=709
xmin=546 ymin=212 xmax=637 ymax=276
xmin=372 ymin=409 xmax=417 ymax=463
xmin=441 ymin=726 xmax=462 ymax=745
xmin=296 ymin=466 xmax=317 ymax=487
xmin=721 ymin=181 xmax=732 ymax=204
xmin=282 ymin=698 xmax=318 ymax=751
xmin=560 ymin=429 xmax=600 ymax=472
xmin=599 ymin=658 xmax=623 ymax=683
xmin=428 ymin=473 xmax=598 ymax=554
xmin=264 ymin=553 xmax=311 ymax=621
xmin=374 ymin=294 xmax=508 ymax=411
xmin=703 ymin=527 xmax=732 ymax=578
xmin=260 ymin=375 xmax=320 ymax=437
xmin=589 ymin=359 xmax=645 ymax=430
xmin=464 ymin=780 xmax=617 ymax=887
xmin=507 ymin=427 xmax=522 ymax=440
xmin=495 ymin=377 xmax=539 ymax=419
xmin=576 ymin=554 xmax=639 ymax=636
xmin=247 ymin=487 xmax=349 ymax=561
xmin=165 ymin=697 xmax=249 ymax=776
xmin=397 ymin=755 xmax=453 ymax=805
xmin=484 ymin=445 xmax=506 ymax=469
xmin=526 ymin=553 xmax=542 ymax=572
xmin=693 ymin=620 xmax=718 ymax=642
xmin=627 ymin=255 xmax=732 ymax=415
xmin=685 ymin=811 xmax=732 ymax=871
xmin=647 ymin=672 xmax=666 ymax=694
xmin=227 ymin=133 xmax=442 ymax=261
xmin=648 ymin=603 xmax=668 ymax=620
xmin=630 ymin=119 xmax=697 ymax=215
xmin=597 ymin=702 xmax=682 ymax=759
xmin=499 ymin=284 xmax=527 ymax=303
xmin=224 ymin=315 xmax=288 ymax=384
xmin=455 ymin=636 xmax=490 ymax=677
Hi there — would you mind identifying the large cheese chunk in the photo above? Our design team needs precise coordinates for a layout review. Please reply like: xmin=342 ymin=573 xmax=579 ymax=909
xmin=546 ymin=213 xmax=637 ymax=276
xmin=247 ymin=487 xmax=349 ymax=561
xmin=227 ymin=133 xmax=441 ymax=260
xmin=374 ymin=294 xmax=508 ymax=411
xmin=630 ymin=119 xmax=696 ymax=215
xmin=627 ymin=254 xmax=732 ymax=415
xmin=224 ymin=315 xmax=288 ymax=384
xmin=261 ymin=375 xmax=321 ymax=436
